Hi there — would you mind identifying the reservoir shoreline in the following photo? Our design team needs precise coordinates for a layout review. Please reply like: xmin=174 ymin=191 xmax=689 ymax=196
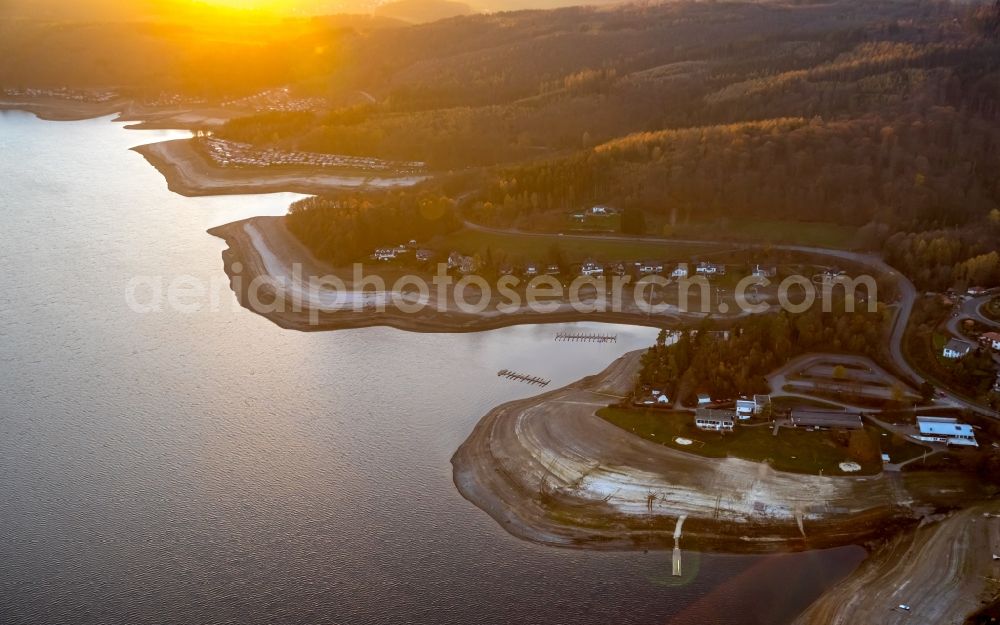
xmin=448 ymin=350 xmax=985 ymax=554
xmin=5 ymin=104 xmax=994 ymax=624
xmin=208 ymin=215 xmax=707 ymax=334
xmin=134 ymin=139 xmax=427 ymax=198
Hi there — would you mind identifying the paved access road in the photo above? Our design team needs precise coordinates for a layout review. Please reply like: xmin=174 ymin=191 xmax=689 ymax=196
xmin=461 ymin=221 xmax=993 ymax=416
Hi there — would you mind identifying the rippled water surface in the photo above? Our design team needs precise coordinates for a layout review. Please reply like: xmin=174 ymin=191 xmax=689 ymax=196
xmin=0 ymin=111 xmax=865 ymax=625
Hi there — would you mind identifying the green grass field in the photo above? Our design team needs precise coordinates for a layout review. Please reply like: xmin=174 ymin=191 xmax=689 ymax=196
xmin=433 ymin=215 xmax=859 ymax=268
xmin=565 ymin=212 xmax=622 ymax=233
xmin=598 ymin=406 xmax=884 ymax=475
xmin=430 ymin=229 xmax=718 ymax=264
xmin=870 ymin=423 xmax=931 ymax=465
xmin=663 ymin=219 xmax=859 ymax=250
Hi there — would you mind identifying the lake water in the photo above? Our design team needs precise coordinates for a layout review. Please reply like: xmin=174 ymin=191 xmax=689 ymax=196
xmin=0 ymin=111 xmax=865 ymax=625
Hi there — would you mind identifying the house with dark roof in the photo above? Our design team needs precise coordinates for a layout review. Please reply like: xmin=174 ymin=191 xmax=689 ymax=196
xmin=942 ymin=338 xmax=973 ymax=359
xmin=789 ymin=409 xmax=863 ymax=430
xmin=694 ymin=408 xmax=736 ymax=431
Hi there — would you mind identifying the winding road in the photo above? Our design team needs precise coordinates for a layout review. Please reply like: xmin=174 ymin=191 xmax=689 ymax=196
xmin=964 ymin=293 xmax=1000 ymax=328
xmin=461 ymin=220 xmax=993 ymax=416
xmin=946 ymin=293 xmax=1000 ymax=338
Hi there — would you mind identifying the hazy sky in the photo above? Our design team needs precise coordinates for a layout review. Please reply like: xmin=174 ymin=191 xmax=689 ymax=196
xmin=1 ymin=0 xmax=618 ymax=20
xmin=0 ymin=1 xmax=360 ymax=19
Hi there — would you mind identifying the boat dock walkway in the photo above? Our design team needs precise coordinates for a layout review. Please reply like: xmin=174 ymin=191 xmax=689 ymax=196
xmin=673 ymin=514 xmax=687 ymax=577
xmin=498 ymin=369 xmax=550 ymax=387
xmin=554 ymin=332 xmax=618 ymax=343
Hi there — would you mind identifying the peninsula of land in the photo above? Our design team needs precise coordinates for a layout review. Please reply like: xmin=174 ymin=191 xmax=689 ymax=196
xmin=135 ymin=139 xmax=427 ymax=197
xmin=450 ymin=350 xmax=986 ymax=553
xmin=208 ymin=216 xmax=730 ymax=334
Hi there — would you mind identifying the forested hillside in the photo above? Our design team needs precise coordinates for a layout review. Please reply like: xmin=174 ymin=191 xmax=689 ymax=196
xmin=273 ymin=1 xmax=1000 ymax=286
xmin=6 ymin=0 xmax=999 ymax=287
xmin=286 ymin=192 xmax=459 ymax=265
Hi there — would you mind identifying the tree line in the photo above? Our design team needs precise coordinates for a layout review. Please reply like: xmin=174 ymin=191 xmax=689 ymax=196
xmin=286 ymin=192 xmax=459 ymax=266
xmin=636 ymin=305 xmax=890 ymax=404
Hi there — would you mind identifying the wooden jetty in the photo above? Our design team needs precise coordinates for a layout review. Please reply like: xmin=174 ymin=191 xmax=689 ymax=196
xmin=672 ymin=515 xmax=687 ymax=577
xmin=498 ymin=369 xmax=550 ymax=386
xmin=554 ymin=332 xmax=617 ymax=343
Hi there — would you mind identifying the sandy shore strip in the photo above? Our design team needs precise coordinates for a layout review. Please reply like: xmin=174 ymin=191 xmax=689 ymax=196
xmin=1 ymin=96 xmax=252 ymax=128
xmin=793 ymin=503 xmax=1000 ymax=624
xmin=135 ymin=139 xmax=428 ymax=197
xmin=207 ymin=216 xmax=731 ymax=333
xmin=114 ymin=103 xmax=241 ymax=130
xmin=450 ymin=350 xmax=986 ymax=553
xmin=3 ymin=98 xmax=428 ymax=196
xmin=0 ymin=96 xmax=128 ymax=121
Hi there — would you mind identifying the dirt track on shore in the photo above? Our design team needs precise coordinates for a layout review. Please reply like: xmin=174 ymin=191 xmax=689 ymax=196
xmin=793 ymin=503 xmax=1000 ymax=625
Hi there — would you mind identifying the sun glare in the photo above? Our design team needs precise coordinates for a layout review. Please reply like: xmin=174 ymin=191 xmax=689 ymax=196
xmin=195 ymin=0 xmax=275 ymax=7
xmin=182 ymin=0 xmax=290 ymax=16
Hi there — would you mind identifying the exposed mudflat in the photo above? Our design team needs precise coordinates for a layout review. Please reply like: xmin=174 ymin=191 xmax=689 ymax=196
xmin=208 ymin=216 xmax=708 ymax=333
xmin=793 ymin=503 xmax=1000 ymax=624
xmin=0 ymin=97 xmax=126 ymax=121
xmin=450 ymin=350 xmax=986 ymax=553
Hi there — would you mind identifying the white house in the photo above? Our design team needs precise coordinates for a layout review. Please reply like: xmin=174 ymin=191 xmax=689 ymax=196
xmin=695 ymin=408 xmax=736 ymax=431
xmin=637 ymin=261 xmax=663 ymax=275
xmin=696 ymin=393 xmax=712 ymax=406
xmin=637 ymin=390 xmax=669 ymax=406
xmin=914 ymin=416 xmax=977 ymax=447
xmin=372 ymin=248 xmax=398 ymax=261
xmin=981 ymin=331 xmax=1000 ymax=351
xmin=735 ymin=399 xmax=755 ymax=420
xmin=580 ymin=261 xmax=604 ymax=277
xmin=671 ymin=263 xmax=689 ymax=279
xmin=735 ymin=395 xmax=769 ymax=420
xmin=942 ymin=338 xmax=973 ymax=359
xmin=589 ymin=205 xmax=618 ymax=216
xmin=696 ymin=262 xmax=724 ymax=275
